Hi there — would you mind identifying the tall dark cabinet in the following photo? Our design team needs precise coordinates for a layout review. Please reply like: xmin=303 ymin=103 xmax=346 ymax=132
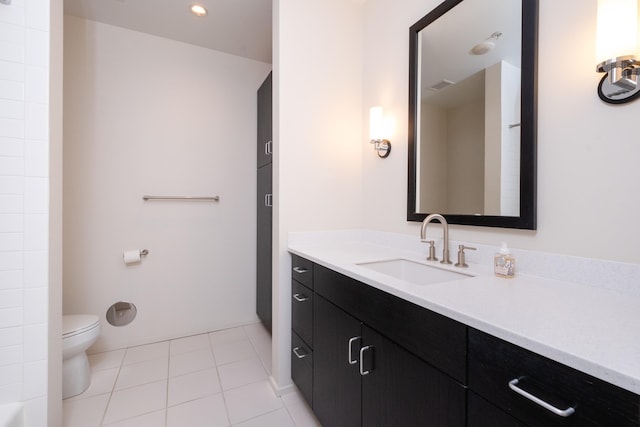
xmin=256 ymin=72 xmax=273 ymax=332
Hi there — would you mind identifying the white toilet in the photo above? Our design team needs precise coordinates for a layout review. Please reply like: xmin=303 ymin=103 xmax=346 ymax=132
xmin=62 ymin=314 xmax=101 ymax=399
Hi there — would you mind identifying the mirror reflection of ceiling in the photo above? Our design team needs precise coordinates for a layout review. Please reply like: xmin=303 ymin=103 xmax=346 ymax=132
xmin=63 ymin=0 xmax=273 ymax=63
xmin=421 ymin=0 xmax=521 ymax=104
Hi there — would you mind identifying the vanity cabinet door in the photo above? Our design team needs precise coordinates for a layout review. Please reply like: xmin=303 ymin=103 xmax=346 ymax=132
xmin=257 ymin=72 xmax=272 ymax=168
xmin=361 ymin=325 xmax=466 ymax=427
xmin=313 ymin=295 xmax=362 ymax=427
xmin=256 ymin=163 xmax=272 ymax=331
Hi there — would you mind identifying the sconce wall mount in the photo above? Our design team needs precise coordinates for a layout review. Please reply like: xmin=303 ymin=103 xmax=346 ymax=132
xmin=370 ymin=138 xmax=392 ymax=158
xmin=597 ymin=55 xmax=640 ymax=103
xmin=595 ymin=0 xmax=640 ymax=104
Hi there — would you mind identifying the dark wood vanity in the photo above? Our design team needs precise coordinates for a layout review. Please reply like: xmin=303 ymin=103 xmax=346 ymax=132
xmin=291 ymin=254 xmax=640 ymax=427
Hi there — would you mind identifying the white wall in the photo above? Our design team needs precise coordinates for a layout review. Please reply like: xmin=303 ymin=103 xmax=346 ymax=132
xmin=363 ymin=0 xmax=640 ymax=265
xmin=63 ymin=16 xmax=271 ymax=351
xmin=0 ymin=0 xmax=51 ymax=424
xmin=273 ymin=0 xmax=364 ymax=390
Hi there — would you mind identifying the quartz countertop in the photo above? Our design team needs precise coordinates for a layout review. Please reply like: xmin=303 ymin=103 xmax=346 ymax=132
xmin=289 ymin=235 xmax=640 ymax=395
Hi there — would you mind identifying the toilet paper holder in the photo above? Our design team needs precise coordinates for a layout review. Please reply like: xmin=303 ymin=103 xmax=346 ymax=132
xmin=140 ymin=249 xmax=149 ymax=256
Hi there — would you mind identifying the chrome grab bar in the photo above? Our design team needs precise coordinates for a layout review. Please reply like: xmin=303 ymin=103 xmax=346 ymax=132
xmin=142 ymin=195 xmax=219 ymax=201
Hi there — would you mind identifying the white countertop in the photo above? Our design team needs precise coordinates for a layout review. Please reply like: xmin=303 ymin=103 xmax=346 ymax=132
xmin=289 ymin=233 xmax=640 ymax=395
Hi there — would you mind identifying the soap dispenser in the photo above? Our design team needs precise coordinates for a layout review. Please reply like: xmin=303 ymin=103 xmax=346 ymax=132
xmin=494 ymin=242 xmax=515 ymax=278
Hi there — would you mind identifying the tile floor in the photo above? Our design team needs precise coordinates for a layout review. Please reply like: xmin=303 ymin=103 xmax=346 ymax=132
xmin=62 ymin=323 xmax=321 ymax=427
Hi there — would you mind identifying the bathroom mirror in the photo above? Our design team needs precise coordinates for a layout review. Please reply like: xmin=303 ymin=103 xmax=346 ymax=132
xmin=407 ymin=0 xmax=538 ymax=229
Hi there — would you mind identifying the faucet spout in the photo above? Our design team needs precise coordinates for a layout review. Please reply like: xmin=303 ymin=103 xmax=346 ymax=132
xmin=420 ymin=213 xmax=452 ymax=264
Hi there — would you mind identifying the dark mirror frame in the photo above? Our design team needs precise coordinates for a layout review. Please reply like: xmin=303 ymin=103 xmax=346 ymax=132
xmin=407 ymin=0 xmax=538 ymax=229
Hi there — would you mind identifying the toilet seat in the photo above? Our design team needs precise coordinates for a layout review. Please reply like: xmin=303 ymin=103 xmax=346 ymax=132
xmin=63 ymin=315 xmax=100 ymax=339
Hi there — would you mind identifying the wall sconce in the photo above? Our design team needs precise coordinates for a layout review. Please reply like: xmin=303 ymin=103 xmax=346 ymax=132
xmin=596 ymin=0 xmax=640 ymax=103
xmin=369 ymin=107 xmax=391 ymax=158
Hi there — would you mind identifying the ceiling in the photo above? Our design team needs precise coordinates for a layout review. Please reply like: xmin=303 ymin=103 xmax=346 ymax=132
xmin=63 ymin=0 xmax=273 ymax=64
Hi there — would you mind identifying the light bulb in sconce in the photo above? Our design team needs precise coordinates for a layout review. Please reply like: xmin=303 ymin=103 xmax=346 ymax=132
xmin=596 ymin=0 xmax=640 ymax=103
xmin=369 ymin=106 xmax=391 ymax=158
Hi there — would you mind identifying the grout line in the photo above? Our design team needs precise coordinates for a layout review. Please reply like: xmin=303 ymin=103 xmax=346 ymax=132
xmin=231 ymin=407 xmax=289 ymax=427
xmin=209 ymin=333 xmax=232 ymax=427
xmin=98 ymin=351 xmax=124 ymax=426
xmin=164 ymin=346 xmax=170 ymax=427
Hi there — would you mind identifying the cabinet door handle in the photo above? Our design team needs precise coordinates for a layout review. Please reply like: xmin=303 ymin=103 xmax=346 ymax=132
xmin=348 ymin=336 xmax=361 ymax=365
xmin=359 ymin=345 xmax=373 ymax=375
xmin=508 ymin=378 xmax=575 ymax=417
xmin=264 ymin=193 xmax=272 ymax=207
xmin=265 ymin=140 xmax=272 ymax=155
xmin=293 ymin=293 xmax=308 ymax=302
xmin=293 ymin=347 xmax=308 ymax=359
xmin=292 ymin=267 xmax=308 ymax=274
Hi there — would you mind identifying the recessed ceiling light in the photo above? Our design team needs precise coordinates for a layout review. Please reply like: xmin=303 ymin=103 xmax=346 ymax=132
xmin=191 ymin=4 xmax=208 ymax=17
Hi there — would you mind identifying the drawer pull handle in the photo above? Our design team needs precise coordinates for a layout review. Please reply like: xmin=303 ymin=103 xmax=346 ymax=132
xmin=348 ymin=336 xmax=361 ymax=365
xmin=293 ymin=267 xmax=308 ymax=274
xmin=293 ymin=293 xmax=308 ymax=302
xmin=293 ymin=347 xmax=308 ymax=359
xmin=359 ymin=345 xmax=373 ymax=375
xmin=508 ymin=379 xmax=575 ymax=418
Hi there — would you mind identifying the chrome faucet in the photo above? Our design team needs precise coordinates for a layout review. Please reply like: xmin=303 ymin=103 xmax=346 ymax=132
xmin=420 ymin=213 xmax=452 ymax=264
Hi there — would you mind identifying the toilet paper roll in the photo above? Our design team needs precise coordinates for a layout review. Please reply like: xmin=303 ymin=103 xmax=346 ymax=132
xmin=123 ymin=250 xmax=141 ymax=265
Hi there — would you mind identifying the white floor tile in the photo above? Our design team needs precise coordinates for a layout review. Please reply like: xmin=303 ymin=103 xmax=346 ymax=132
xmin=169 ymin=333 xmax=210 ymax=355
xmin=209 ymin=327 xmax=247 ymax=348
xmin=168 ymin=367 xmax=221 ymax=407
xmin=122 ymin=341 xmax=169 ymax=366
xmin=213 ymin=339 xmax=257 ymax=366
xmin=64 ymin=367 xmax=118 ymax=402
xmin=62 ymin=327 xmax=275 ymax=427
xmin=115 ymin=357 xmax=168 ymax=390
xmin=88 ymin=350 xmax=125 ymax=371
xmin=103 ymin=380 xmax=167 ymax=424
xmin=224 ymin=380 xmax=283 ymax=424
xmin=282 ymin=390 xmax=322 ymax=427
xmin=218 ymin=358 xmax=268 ymax=391
xmin=103 ymin=409 xmax=166 ymax=427
xmin=62 ymin=393 xmax=109 ymax=427
xmin=234 ymin=408 xmax=295 ymax=427
xmin=243 ymin=323 xmax=270 ymax=343
xmin=169 ymin=348 xmax=215 ymax=377
xmin=166 ymin=394 xmax=229 ymax=427
xmin=250 ymin=336 xmax=272 ymax=374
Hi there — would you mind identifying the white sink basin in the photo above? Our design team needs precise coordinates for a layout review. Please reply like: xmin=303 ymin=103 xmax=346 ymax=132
xmin=357 ymin=259 xmax=472 ymax=286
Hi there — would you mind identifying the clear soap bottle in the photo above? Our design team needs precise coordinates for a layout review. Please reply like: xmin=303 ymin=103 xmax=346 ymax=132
xmin=494 ymin=242 xmax=515 ymax=278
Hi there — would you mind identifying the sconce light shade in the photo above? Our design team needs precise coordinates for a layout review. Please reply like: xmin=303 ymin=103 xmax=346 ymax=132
xmin=596 ymin=0 xmax=640 ymax=103
xmin=369 ymin=107 xmax=391 ymax=158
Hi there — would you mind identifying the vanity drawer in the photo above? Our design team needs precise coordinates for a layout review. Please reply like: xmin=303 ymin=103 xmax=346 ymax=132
xmin=468 ymin=328 xmax=640 ymax=427
xmin=291 ymin=330 xmax=313 ymax=406
xmin=291 ymin=254 xmax=313 ymax=289
xmin=468 ymin=391 xmax=527 ymax=427
xmin=291 ymin=279 xmax=313 ymax=347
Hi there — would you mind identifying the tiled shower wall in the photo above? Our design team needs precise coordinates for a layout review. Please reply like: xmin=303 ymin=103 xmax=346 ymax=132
xmin=0 ymin=0 xmax=50 ymax=424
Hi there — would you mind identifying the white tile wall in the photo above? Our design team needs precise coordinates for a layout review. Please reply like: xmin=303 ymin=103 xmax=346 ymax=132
xmin=0 ymin=0 xmax=50 ymax=424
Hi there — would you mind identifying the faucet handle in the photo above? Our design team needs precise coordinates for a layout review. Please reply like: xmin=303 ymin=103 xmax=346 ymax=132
xmin=455 ymin=244 xmax=476 ymax=268
xmin=423 ymin=240 xmax=438 ymax=261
